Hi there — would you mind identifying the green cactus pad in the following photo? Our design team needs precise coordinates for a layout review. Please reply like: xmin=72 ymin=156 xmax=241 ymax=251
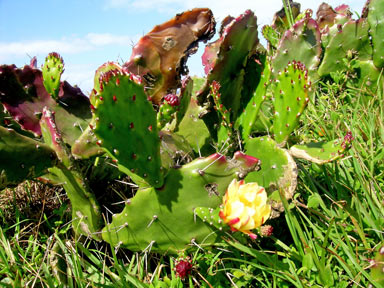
xmin=318 ymin=19 xmax=372 ymax=77
xmin=176 ymin=98 xmax=211 ymax=155
xmin=370 ymin=244 xmax=384 ymax=286
xmin=244 ymin=137 xmax=297 ymax=203
xmin=42 ymin=52 xmax=64 ymax=100
xmin=71 ymin=119 xmax=104 ymax=159
xmin=102 ymin=152 xmax=260 ymax=253
xmin=40 ymin=108 xmax=102 ymax=239
xmin=236 ymin=56 xmax=271 ymax=140
xmin=194 ymin=206 xmax=226 ymax=231
xmin=289 ymin=132 xmax=353 ymax=164
xmin=198 ymin=10 xmax=259 ymax=122
xmin=159 ymin=131 xmax=193 ymax=169
xmin=93 ymin=70 xmax=164 ymax=188
xmin=367 ymin=0 xmax=384 ymax=68
xmin=272 ymin=14 xmax=321 ymax=80
xmin=174 ymin=77 xmax=193 ymax=131
xmin=271 ymin=61 xmax=312 ymax=145
xmin=0 ymin=126 xmax=58 ymax=189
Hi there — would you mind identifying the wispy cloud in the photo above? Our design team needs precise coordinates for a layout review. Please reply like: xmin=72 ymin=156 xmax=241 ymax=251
xmin=0 ymin=33 xmax=137 ymax=61
xmin=103 ymin=0 xmax=364 ymax=25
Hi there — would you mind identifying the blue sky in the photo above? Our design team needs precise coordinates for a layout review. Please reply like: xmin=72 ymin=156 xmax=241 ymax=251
xmin=0 ymin=0 xmax=363 ymax=94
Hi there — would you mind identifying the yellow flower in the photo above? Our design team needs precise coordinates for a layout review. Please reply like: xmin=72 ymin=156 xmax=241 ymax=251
xmin=219 ymin=179 xmax=271 ymax=239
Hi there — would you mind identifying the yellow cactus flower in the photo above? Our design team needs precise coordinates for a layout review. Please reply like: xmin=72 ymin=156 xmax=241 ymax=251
xmin=219 ymin=179 xmax=271 ymax=239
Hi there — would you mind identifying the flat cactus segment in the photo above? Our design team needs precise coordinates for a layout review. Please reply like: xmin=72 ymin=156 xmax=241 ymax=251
xmin=42 ymin=52 xmax=64 ymax=100
xmin=290 ymin=132 xmax=353 ymax=164
xmin=0 ymin=64 xmax=91 ymax=145
xmin=272 ymin=61 xmax=312 ymax=144
xmin=0 ymin=64 xmax=55 ymax=136
xmin=366 ymin=0 xmax=384 ymax=68
xmin=40 ymin=108 xmax=102 ymax=239
xmin=93 ymin=62 xmax=123 ymax=96
xmin=71 ymin=119 xmax=104 ymax=159
xmin=123 ymin=8 xmax=215 ymax=104
xmin=174 ymin=77 xmax=193 ymax=131
xmin=102 ymin=152 xmax=260 ymax=253
xmin=236 ymin=56 xmax=271 ymax=140
xmin=370 ymin=244 xmax=384 ymax=286
xmin=0 ymin=126 xmax=58 ymax=189
xmin=244 ymin=137 xmax=297 ymax=200
xmin=272 ymin=13 xmax=321 ymax=80
xmin=93 ymin=71 xmax=164 ymax=188
xmin=198 ymin=10 xmax=259 ymax=121
xmin=176 ymin=97 xmax=211 ymax=155
xmin=318 ymin=19 xmax=372 ymax=76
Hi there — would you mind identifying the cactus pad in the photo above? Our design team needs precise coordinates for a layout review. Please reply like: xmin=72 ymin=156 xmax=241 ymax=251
xmin=366 ymin=0 xmax=384 ymax=68
xmin=318 ymin=18 xmax=372 ymax=77
xmin=92 ymin=69 xmax=164 ymax=188
xmin=289 ymin=132 xmax=353 ymax=164
xmin=0 ymin=126 xmax=58 ymax=189
xmin=272 ymin=13 xmax=321 ymax=80
xmin=123 ymin=8 xmax=215 ymax=104
xmin=198 ymin=10 xmax=259 ymax=122
xmin=271 ymin=61 xmax=312 ymax=145
xmin=42 ymin=52 xmax=64 ymax=100
xmin=40 ymin=108 xmax=102 ymax=239
xmin=244 ymin=137 xmax=297 ymax=204
xmin=102 ymin=152 xmax=260 ymax=253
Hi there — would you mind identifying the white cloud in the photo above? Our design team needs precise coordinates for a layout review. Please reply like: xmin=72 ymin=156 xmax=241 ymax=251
xmin=0 ymin=33 xmax=137 ymax=61
xmin=102 ymin=0 xmax=364 ymax=25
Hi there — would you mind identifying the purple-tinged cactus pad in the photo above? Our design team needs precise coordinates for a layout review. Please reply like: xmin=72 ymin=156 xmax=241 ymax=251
xmin=123 ymin=8 xmax=216 ymax=104
xmin=0 ymin=64 xmax=55 ymax=136
xmin=0 ymin=63 xmax=91 ymax=145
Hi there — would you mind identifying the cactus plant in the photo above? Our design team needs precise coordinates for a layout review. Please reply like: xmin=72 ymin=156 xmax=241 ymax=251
xmin=0 ymin=126 xmax=58 ymax=189
xmin=271 ymin=11 xmax=321 ymax=80
xmin=92 ymin=68 xmax=164 ymax=188
xmin=366 ymin=0 xmax=384 ymax=68
xmin=102 ymin=152 xmax=260 ymax=253
xmin=42 ymin=52 xmax=64 ymax=100
xmin=123 ymin=8 xmax=215 ymax=104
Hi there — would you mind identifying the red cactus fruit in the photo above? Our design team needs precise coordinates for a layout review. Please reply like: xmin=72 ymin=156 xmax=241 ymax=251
xmin=164 ymin=94 xmax=180 ymax=107
xmin=175 ymin=258 xmax=193 ymax=279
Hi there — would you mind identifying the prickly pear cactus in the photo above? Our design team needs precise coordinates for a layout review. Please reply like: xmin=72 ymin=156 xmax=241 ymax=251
xmin=366 ymin=0 xmax=384 ymax=68
xmin=199 ymin=10 xmax=259 ymax=124
xmin=244 ymin=136 xmax=297 ymax=217
xmin=271 ymin=61 xmax=312 ymax=145
xmin=318 ymin=18 xmax=372 ymax=77
xmin=42 ymin=52 xmax=64 ymax=100
xmin=123 ymin=8 xmax=215 ymax=104
xmin=40 ymin=108 xmax=102 ymax=239
xmin=102 ymin=152 xmax=260 ymax=253
xmin=236 ymin=54 xmax=271 ymax=139
xmin=0 ymin=126 xmax=58 ymax=189
xmin=92 ymin=68 xmax=164 ymax=188
xmin=272 ymin=12 xmax=321 ymax=80
xmin=290 ymin=131 xmax=353 ymax=164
